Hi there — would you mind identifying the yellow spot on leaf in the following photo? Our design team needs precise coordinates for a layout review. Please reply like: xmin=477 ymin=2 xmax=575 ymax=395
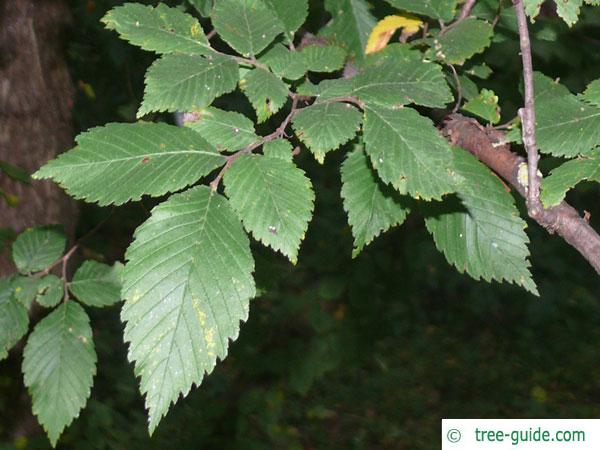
xmin=191 ymin=296 xmax=207 ymax=327
xmin=204 ymin=327 xmax=215 ymax=351
xmin=365 ymin=15 xmax=423 ymax=54
xmin=191 ymin=23 xmax=201 ymax=39
xmin=130 ymin=290 xmax=142 ymax=304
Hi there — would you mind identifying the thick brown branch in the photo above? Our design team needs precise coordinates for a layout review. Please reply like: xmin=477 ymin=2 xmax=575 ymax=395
xmin=443 ymin=114 xmax=600 ymax=275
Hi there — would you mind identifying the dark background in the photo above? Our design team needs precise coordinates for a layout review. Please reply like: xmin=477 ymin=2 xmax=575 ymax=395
xmin=1 ymin=1 xmax=599 ymax=449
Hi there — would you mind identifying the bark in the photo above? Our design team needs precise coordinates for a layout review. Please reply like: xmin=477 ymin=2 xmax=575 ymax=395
xmin=443 ymin=114 xmax=600 ymax=275
xmin=0 ymin=0 xmax=78 ymax=276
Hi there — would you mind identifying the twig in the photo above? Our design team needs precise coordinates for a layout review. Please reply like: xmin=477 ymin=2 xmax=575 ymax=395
xmin=448 ymin=64 xmax=462 ymax=113
xmin=513 ymin=0 xmax=542 ymax=217
xmin=210 ymin=95 xmax=301 ymax=191
xmin=492 ymin=0 xmax=506 ymax=28
xmin=440 ymin=0 xmax=477 ymax=35
xmin=325 ymin=96 xmax=365 ymax=109
xmin=459 ymin=0 xmax=477 ymax=21
xmin=230 ymin=54 xmax=270 ymax=71
xmin=61 ymin=245 xmax=78 ymax=302
xmin=36 ymin=210 xmax=114 ymax=303
xmin=206 ymin=29 xmax=217 ymax=40
xmin=209 ymin=93 xmax=365 ymax=192
xmin=494 ymin=115 xmax=519 ymax=130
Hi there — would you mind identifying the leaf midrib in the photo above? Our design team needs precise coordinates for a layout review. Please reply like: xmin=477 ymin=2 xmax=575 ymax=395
xmin=51 ymin=150 xmax=223 ymax=169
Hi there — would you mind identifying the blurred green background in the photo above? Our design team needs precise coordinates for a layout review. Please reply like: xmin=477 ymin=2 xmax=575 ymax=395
xmin=1 ymin=1 xmax=599 ymax=449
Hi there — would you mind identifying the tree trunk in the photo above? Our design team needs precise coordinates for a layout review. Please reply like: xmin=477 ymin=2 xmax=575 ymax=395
xmin=0 ymin=0 xmax=78 ymax=276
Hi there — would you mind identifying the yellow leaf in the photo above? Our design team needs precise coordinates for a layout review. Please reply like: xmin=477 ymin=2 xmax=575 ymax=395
xmin=77 ymin=80 xmax=96 ymax=100
xmin=365 ymin=15 xmax=423 ymax=54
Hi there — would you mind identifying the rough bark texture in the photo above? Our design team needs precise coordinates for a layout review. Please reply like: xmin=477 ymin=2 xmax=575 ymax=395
xmin=443 ymin=114 xmax=600 ymax=275
xmin=0 ymin=0 xmax=78 ymax=276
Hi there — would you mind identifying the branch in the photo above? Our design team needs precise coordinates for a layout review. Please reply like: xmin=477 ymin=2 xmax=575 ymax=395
xmin=448 ymin=64 xmax=462 ymax=113
xmin=443 ymin=114 xmax=600 ymax=275
xmin=439 ymin=0 xmax=477 ymax=35
xmin=230 ymin=54 xmax=270 ymax=71
xmin=513 ymin=0 xmax=543 ymax=217
xmin=210 ymin=94 xmax=301 ymax=191
xmin=36 ymin=209 xmax=114 ymax=300
xmin=325 ymin=96 xmax=365 ymax=109
xmin=459 ymin=0 xmax=477 ymax=21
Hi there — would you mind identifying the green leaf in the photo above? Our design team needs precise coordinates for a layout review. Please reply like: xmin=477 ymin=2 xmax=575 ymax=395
xmin=447 ymin=73 xmax=479 ymax=101
xmin=240 ymin=68 xmax=289 ymax=123
xmin=466 ymin=63 xmax=493 ymax=79
xmin=322 ymin=0 xmax=376 ymax=61
xmin=263 ymin=139 xmax=294 ymax=161
xmin=534 ymin=72 xmax=570 ymax=101
xmin=462 ymin=88 xmax=501 ymax=124
xmin=138 ymin=54 xmax=239 ymax=117
xmin=524 ymin=0 xmax=543 ymax=19
xmin=122 ymin=186 xmax=255 ymax=434
xmin=23 ymin=302 xmax=97 ymax=447
xmin=188 ymin=0 xmax=214 ymax=17
xmin=353 ymin=58 xmax=452 ymax=108
xmin=555 ymin=0 xmax=583 ymax=26
xmin=362 ymin=105 xmax=457 ymax=200
xmin=263 ymin=0 xmax=308 ymax=40
xmin=0 ymin=278 xmax=29 ymax=361
xmin=526 ymin=0 xmax=583 ymax=26
xmin=428 ymin=18 xmax=493 ymax=65
xmin=224 ymin=154 xmax=314 ymax=263
xmin=34 ymin=123 xmax=225 ymax=206
xmin=300 ymin=45 xmax=347 ymax=73
xmin=13 ymin=276 xmax=41 ymax=308
xmin=70 ymin=261 xmax=123 ymax=308
xmin=211 ymin=0 xmax=284 ymax=57
xmin=425 ymin=148 xmax=537 ymax=295
xmin=12 ymin=226 xmax=66 ymax=274
xmin=301 ymin=78 xmax=355 ymax=102
xmin=292 ymin=102 xmax=362 ymax=163
xmin=35 ymin=275 xmax=64 ymax=308
xmin=259 ymin=44 xmax=308 ymax=80
xmin=541 ymin=151 xmax=600 ymax=207
xmin=185 ymin=107 xmax=260 ymax=151
xmin=341 ymin=147 xmax=410 ymax=257
xmin=384 ymin=0 xmax=457 ymax=21
xmin=505 ymin=123 xmax=523 ymax=145
xmin=582 ymin=78 xmax=600 ymax=108
xmin=534 ymin=74 xmax=600 ymax=157
xmin=102 ymin=4 xmax=211 ymax=56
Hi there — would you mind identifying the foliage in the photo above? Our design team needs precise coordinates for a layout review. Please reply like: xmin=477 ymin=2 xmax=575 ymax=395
xmin=1 ymin=0 xmax=599 ymax=446
xmin=121 ymin=186 xmax=256 ymax=433
xmin=22 ymin=302 xmax=97 ymax=447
